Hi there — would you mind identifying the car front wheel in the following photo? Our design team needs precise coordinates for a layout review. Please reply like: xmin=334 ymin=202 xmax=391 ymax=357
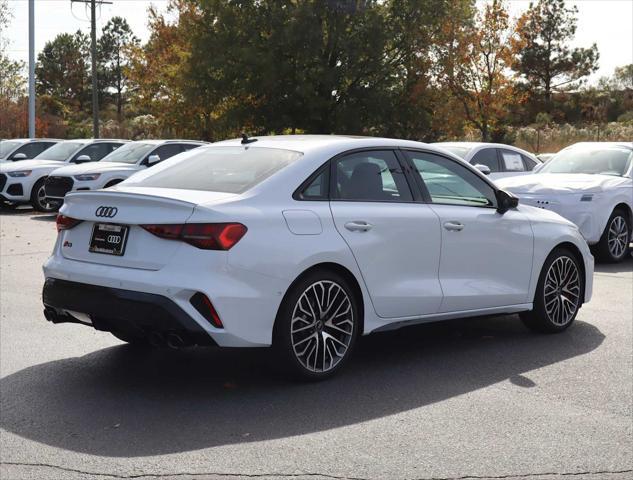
xmin=274 ymin=270 xmax=359 ymax=380
xmin=521 ymin=248 xmax=584 ymax=333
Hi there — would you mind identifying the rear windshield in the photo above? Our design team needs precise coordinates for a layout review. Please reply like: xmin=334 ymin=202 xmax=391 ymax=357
xmin=0 ymin=141 xmax=22 ymax=159
xmin=124 ymin=146 xmax=303 ymax=193
xmin=33 ymin=141 xmax=85 ymax=161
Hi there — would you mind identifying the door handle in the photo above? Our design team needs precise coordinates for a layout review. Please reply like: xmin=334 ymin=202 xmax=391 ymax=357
xmin=443 ymin=221 xmax=464 ymax=232
xmin=344 ymin=221 xmax=373 ymax=232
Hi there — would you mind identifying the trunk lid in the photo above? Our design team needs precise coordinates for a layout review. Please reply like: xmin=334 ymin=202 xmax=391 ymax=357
xmin=59 ymin=188 xmax=237 ymax=270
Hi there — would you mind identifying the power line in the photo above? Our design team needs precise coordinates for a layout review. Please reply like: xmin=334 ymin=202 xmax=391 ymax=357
xmin=70 ymin=0 xmax=112 ymax=139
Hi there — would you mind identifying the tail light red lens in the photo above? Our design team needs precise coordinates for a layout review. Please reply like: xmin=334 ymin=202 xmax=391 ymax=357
xmin=141 ymin=223 xmax=247 ymax=250
xmin=56 ymin=214 xmax=82 ymax=232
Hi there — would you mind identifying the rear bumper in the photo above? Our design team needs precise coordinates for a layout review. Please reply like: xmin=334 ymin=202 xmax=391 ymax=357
xmin=42 ymin=278 xmax=217 ymax=346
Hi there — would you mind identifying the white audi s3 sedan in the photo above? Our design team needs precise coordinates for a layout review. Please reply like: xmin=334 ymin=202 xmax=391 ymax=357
xmin=497 ymin=142 xmax=633 ymax=263
xmin=42 ymin=136 xmax=594 ymax=379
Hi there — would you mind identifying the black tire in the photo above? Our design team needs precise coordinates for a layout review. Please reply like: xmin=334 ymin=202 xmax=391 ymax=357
xmin=273 ymin=269 xmax=360 ymax=380
xmin=111 ymin=331 xmax=150 ymax=346
xmin=595 ymin=208 xmax=631 ymax=263
xmin=520 ymin=247 xmax=584 ymax=333
xmin=30 ymin=178 xmax=60 ymax=212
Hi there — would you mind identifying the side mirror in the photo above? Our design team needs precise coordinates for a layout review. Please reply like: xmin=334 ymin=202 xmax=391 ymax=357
xmin=12 ymin=153 xmax=27 ymax=160
xmin=496 ymin=189 xmax=519 ymax=214
xmin=474 ymin=164 xmax=491 ymax=176
xmin=74 ymin=155 xmax=92 ymax=163
xmin=147 ymin=154 xmax=161 ymax=165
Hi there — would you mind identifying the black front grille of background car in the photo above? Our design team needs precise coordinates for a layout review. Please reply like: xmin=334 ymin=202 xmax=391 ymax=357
xmin=0 ymin=174 xmax=6 ymax=192
xmin=45 ymin=176 xmax=74 ymax=198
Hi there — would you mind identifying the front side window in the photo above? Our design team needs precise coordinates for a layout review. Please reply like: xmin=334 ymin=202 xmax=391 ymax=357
xmin=9 ymin=142 xmax=54 ymax=160
xmin=334 ymin=150 xmax=412 ymax=202
xmin=72 ymin=143 xmax=116 ymax=162
xmin=500 ymin=150 xmax=526 ymax=172
xmin=124 ymin=146 xmax=302 ymax=194
xmin=406 ymin=151 xmax=496 ymax=208
xmin=471 ymin=148 xmax=500 ymax=172
xmin=145 ymin=144 xmax=184 ymax=164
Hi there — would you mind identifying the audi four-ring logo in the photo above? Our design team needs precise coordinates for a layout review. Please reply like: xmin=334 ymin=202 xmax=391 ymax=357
xmin=107 ymin=235 xmax=121 ymax=244
xmin=95 ymin=206 xmax=118 ymax=218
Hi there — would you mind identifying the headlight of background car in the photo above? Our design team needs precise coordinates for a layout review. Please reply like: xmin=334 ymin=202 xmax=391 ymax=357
xmin=73 ymin=173 xmax=101 ymax=181
xmin=7 ymin=170 xmax=32 ymax=177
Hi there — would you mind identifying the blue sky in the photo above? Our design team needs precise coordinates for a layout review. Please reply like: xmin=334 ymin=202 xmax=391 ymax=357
xmin=3 ymin=0 xmax=632 ymax=83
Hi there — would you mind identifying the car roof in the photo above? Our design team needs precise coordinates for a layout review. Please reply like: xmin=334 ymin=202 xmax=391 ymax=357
xmin=565 ymin=142 xmax=633 ymax=151
xmin=213 ymin=135 xmax=433 ymax=154
xmin=1 ymin=138 xmax=62 ymax=143
xmin=131 ymin=139 xmax=208 ymax=145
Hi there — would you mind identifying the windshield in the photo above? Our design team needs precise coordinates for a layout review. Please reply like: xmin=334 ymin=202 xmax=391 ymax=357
xmin=124 ymin=146 xmax=303 ymax=193
xmin=101 ymin=142 xmax=155 ymax=164
xmin=437 ymin=145 xmax=471 ymax=159
xmin=541 ymin=146 xmax=632 ymax=176
xmin=33 ymin=141 xmax=85 ymax=161
xmin=0 ymin=141 xmax=22 ymax=159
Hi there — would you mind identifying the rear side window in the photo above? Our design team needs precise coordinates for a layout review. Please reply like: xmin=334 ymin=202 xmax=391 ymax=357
xmin=470 ymin=148 xmax=500 ymax=172
xmin=333 ymin=150 xmax=412 ymax=202
xmin=298 ymin=167 xmax=329 ymax=200
xmin=500 ymin=150 xmax=526 ymax=172
xmin=125 ymin=146 xmax=302 ymax=194
xmin=522 ymin=154 xmax=538 ymax=170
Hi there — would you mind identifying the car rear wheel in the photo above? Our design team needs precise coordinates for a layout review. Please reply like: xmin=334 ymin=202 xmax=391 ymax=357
xmin=595 ymin=209 xmax=630 ymax=263
xmin=520 ymin=248 xmax=584 ymax=333
xmin=274 ymin=270 xmax=359 ymax=380
xmin=30 ymin=178 xmax=61 ymax=213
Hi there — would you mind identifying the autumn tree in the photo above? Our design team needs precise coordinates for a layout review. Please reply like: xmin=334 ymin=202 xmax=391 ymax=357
xmin=514 ymin=0 xmax=599 ymax=109
xmin=98 ymin=17 xmax=140 ymax=118
xmin=437 ymin=0 xmax=516 ymax=141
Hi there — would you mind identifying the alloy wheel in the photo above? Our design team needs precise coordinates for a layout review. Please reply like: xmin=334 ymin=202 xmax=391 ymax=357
xmin=543 ymin=256 xmax=581 ymax=326
xmin=291 ymin=280 xmax=354 ymax=373
xmin=607 ymin=215 xmax=629 ymax=259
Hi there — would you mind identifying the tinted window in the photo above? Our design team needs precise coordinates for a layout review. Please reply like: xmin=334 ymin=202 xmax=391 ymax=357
xmin=181 ymin=143 xmax=203 ymax=152
xmin=73 ymin=143 xmax=120 ymax=162
xmin=124 ymin=146 xmax=302 ymax=194
xmin=299 ymin=168 xmax=329 ymax=200
xmin=471 ymin=148 xmax=500 ymax=172
xmin=148 ymin=144 xmax=184 ymax=163
xmin=500 ymin=150 xmax=526 ymax=172
xmin=406 ymin=151 xmax=496 ymax=208
xmin=334 ymin=150 xmax=412 ymax=202
xmin=9 ymin=142 xmax=54 ymax=160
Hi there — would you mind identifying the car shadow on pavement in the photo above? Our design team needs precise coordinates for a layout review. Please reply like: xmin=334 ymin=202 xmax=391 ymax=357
xmin=0 ymin=316 xmax=604 ymax=457
xmin=594 ymin=253 xmax=633 ymax=274
xmin=29 ymin=214 xmax=57 ymax=222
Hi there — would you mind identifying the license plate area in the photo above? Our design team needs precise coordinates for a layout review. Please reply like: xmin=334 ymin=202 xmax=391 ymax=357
xmin=89 ymin=223 xmax=129 ymax=256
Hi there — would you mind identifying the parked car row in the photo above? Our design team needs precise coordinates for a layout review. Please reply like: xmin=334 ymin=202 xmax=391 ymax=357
xmin=0 ymin=139 xmax=207 ymax=212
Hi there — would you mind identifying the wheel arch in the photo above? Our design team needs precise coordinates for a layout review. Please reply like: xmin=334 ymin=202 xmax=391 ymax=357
xmin=612 ymin=202 xmax=632 ymax=230
xmin=274 ymin=262 xmax=365 ymax=336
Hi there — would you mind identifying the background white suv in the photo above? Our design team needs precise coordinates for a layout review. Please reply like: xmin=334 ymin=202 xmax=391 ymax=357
xmin=45 ymin=140 xmax=207 ymax=203
xmin=0 ymin=139 xmax=127 ymax=211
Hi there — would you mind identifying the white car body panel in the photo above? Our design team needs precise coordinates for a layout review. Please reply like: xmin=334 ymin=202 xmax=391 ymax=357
xmin=43 ymin=136 xmax=593 ymax=348
xmin=497 ymin=154 xmax=633 ymax=245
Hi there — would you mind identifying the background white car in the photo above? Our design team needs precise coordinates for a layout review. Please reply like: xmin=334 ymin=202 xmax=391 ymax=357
xmin=42 ymin=135 xmax=593 ymax=379
xmin=45 ymin=139 xmax=207 ymax=203
xmin=433 ymin=142 xmax=542 ymax=180
xmin=0 ymin=139 xmax=127 ymax=211
xmin=497 ymin=142 xmax=633 ymax=262
xmin=0 ymin=139 xmax=59 ymax=163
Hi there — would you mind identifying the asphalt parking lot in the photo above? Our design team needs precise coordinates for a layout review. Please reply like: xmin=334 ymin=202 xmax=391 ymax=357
xmin=0 ymin=208 xmax=631 ymax=480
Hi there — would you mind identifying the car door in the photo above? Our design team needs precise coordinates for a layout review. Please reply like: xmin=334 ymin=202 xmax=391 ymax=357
xmin=329 ymin=149 xmax=443 ymax=318
xmin=403 ymin=149 xmax=533 ymax=312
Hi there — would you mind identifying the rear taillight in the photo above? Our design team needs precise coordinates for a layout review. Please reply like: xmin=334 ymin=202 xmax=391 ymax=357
xmin=56 ymin=214 xmax=82 ymax=232
xmin=141 ymin=223 xmax=247 ymax=250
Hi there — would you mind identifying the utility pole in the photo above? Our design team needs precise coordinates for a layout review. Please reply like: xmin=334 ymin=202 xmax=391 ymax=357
xmin=28 ymin=0 xmax=35 ymax=138
xmin=71 ymin=0 xmax=112 ymax=138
